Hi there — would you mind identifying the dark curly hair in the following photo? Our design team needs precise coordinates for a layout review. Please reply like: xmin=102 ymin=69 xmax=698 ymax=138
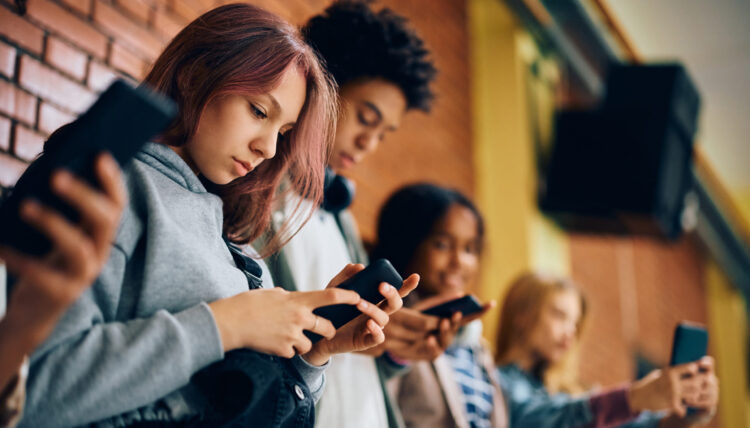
xmin=302 ymin=0 xmax=436 ymax=111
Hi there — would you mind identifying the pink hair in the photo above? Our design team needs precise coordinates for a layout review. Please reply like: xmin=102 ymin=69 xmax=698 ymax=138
xmin=142 ymin=3 xmax=337 ymax=255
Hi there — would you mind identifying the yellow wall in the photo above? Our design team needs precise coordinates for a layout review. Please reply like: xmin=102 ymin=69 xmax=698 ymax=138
xmin=706 ymin=260 xmax=750 ymax=427
xmin=734 ymin=188 xmax=750 ymax=231
xmin=468 ymin=0 xmax=568 ymax=351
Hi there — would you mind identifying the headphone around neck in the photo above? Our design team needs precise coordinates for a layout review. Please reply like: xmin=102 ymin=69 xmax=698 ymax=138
xmin=322 ymin=167 xmax=355 ymax=214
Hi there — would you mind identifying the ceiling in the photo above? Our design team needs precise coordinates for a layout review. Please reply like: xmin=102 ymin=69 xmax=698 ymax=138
xmin=606 ymin=0 xmax=750 ymax=191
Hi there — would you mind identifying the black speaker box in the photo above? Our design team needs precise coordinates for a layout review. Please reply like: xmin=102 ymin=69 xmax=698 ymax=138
xmin=539 ymin=64 xmax=700 ymax=239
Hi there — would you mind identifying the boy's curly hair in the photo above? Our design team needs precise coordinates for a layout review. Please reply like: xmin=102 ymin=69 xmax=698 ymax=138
xmin=303 ymin=0 xmax=437 ymax=112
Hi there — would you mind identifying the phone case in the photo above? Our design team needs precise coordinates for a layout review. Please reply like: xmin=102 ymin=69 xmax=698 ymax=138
xmin=670 ymin=322 xmax=708 ymax=365
xmin=0 ymin=80 xmax=176 ymax=256
xmin=422 ymin=295 xmax=483 ymax=318
xmin=305 ymin=259 xmax=403 ymax=343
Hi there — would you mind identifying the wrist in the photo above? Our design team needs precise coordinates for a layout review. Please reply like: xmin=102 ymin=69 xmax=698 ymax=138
xmin=626 ymin=382 xmax=646 ymax=413
xmin=207 ymin=300 xmax=237 ymax=352
xmin=302 ymin=342 xmax=331 ymax=366
xmin=1 ymin=308 xmax=52 ymax=353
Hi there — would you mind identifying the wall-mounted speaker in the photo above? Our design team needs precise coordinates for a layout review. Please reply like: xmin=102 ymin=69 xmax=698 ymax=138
xmin=539 ymin=64 xmax=700 ymax=239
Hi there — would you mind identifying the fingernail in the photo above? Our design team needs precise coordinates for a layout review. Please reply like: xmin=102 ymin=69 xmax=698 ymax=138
xmin=359 ymin=301 xmax=369 ymax=309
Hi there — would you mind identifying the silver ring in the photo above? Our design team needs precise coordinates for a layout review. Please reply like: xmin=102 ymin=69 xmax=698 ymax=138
xmin=312 ymin=315 xmax=319 ymax=331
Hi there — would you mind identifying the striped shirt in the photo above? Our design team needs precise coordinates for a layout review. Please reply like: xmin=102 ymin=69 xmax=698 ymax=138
xmin=445 ymin=345 xmax=495 ymax=428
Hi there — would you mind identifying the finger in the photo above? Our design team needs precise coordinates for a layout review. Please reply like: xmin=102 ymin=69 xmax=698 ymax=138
xmin=672 ymin=395 xmax=686 ymax=418
xmin=357 ymin=299 xmax=389 ymax=327
xmin=51 ymin=170 xmax=121 ymax=256
xmin=437 ymin=317 xmax=456 ymax=349
xmin=19 ymin=200 xmax=96 ymax=277
xmin=308 ymin=315 xmax=337 ymax=340
xmin=384 ymin=319 xmax=432 ymax=341
xmin=411 ymin=291 xmax=464 ymax=311
xmin=390 ymin=307 xmax=440 ymax=332
xmin=0 ymin=246 xmax=81 ymax=304
xmin=280 ymin=345 xmax=296 ymax=359
xmin=679 ymin=383 xmax=701 ymax=398
xmin=378 ymin=282 xmax=403 ymax=314
xmin=366 ymin=319 xmax=385 ymax=345
xmin=460 ymin=301 xmax=495 ymax=325
xmin=326 ymin=263 xmax=365 ymax=289
xmin=0 ymin=244 xmax=40 ymax=277
xmin=420 ymin=335 xmax=443 ymax=360
xmin=398 ymin=273 xmax=420 ymax=298
xmin=301 ymin=287 xmax=362 ymax=308
xmin=672 ymin=362 xmax=699 ymax=378
xmin=294 ymin=335 xmax=313 ymax=356
xmin=94 ymin=153 xmax=127 ymax=210
xmin=697 ymin=356 xmax=714 ymax=373
xmin=388 ymin=335 xmax=440 ymax=357
xmin=383 ymin=337 xmax=422 ymax=353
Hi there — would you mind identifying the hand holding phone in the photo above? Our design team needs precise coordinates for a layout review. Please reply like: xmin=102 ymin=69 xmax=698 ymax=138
xmin=670 ymin=321 xmax=710 ymax=417
xmin=421 ymin=295 xmax=484 ymax=318
xmin=304 ymin=259 xmax=403 ymax=343
xmin=0 ymin=79 xmax=176 ymax=257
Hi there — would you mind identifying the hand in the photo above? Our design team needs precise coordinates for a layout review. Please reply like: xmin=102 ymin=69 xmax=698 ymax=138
xmin=366 ymin=293 xmax=495 ymax=362
xmin=362 ymin=292 xmax=459 ymax=360
xmin=628 ymin=361 xmax=707 ymax=417
xmin=683 ymin=357 xmax=719 ymax=426
xmin=0 ymin=153 xmax=125 ymax=388
xmin=302 ymin=264 xmax=420 ymax=366
xmin=356 ymin=306 xmax=443 ymax=359
xmin=414 ymin=294 xmax=495 ymax=350
xmin=0 ymin=153 xmax=126 ymax=348
xmin=208 ymin=285 xmax=361 ymax=358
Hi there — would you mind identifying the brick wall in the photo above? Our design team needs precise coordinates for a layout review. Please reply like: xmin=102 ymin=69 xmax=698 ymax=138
xmin=570 ymin=232 xmax=715 ymax=426
xmin=0 ymin=0 xmax=473 ymax=244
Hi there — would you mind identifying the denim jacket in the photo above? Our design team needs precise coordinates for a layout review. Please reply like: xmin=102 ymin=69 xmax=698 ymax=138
xmin=497 ymin=364 xmax=663 ymax=428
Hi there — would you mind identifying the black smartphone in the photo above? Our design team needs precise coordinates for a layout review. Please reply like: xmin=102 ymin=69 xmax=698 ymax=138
xmin=670 ymin=322 xmax=708 ymax=366
xmin=422 ymin=295 xmax=483 ymax=318
xmin=305 ymin=259 xmax=403 ymax=343
xmin=670 ymin=322 xmax=708 ymax=416
xmin=0 ymin=79 xmax=176 ymax=257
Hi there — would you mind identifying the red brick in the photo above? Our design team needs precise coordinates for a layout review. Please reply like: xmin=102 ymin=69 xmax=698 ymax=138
xmin=26 ymin=0 xmax=108 ymax=59
xmin=152 ymin=8 xmax=186 ymax=41
xmin=60 ymin=0 xmax=92 ymax=16
xmin=87 ymin=60 xmax=119 ymax=92
xmin=110 ymin=43 xmax=145 ymax=80
xmin=0 ymin=152 xmax=29 ymax=188
xmin=0 ymin=41 xmax=15 ymax=78
xmin=116 ymin=0 xmax=152 ymax=24
xmin=94 ymin=0 xmax=163 ymax=61
xmin=0 ymin=115 xmax=10 ymax=151
xmin=18 ymin=55 xmax=95 ymax=114
xmin=0 ymin=6 xmax=44 ymax=54
xmin=14 ymin=124 xmax=45 ymax=161
xmin=0 ymin=80 xmax=37 ymax=126
xmin=39 ymin=102 xmax=75 ymax=135
xmin=45 ymin=36 xmax=88 ymax=81
xmin=169 ymin=0 xmax=201 ymax=22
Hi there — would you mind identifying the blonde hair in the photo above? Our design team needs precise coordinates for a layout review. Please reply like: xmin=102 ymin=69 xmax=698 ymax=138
xmin=495 ymin=272 xmax=588 ymax=394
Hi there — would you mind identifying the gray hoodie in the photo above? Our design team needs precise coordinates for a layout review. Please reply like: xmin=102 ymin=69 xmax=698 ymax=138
xmin=20 ymin=142 xmax=325 ymax=427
